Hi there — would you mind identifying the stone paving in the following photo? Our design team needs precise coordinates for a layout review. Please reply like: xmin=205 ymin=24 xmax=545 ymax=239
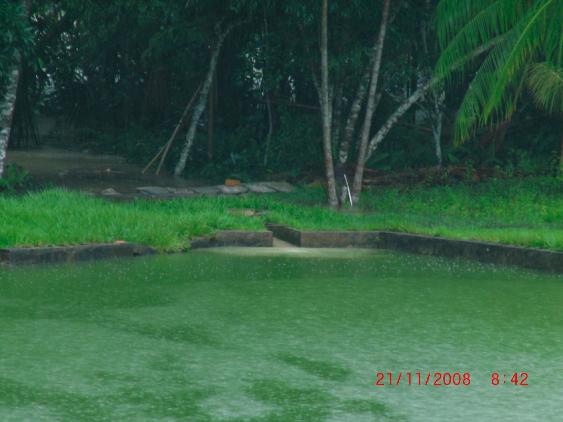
xmin=101 ymin=181 xmax=294 ymax=200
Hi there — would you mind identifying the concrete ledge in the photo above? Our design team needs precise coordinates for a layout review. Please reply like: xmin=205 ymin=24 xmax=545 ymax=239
xmin=191 ymin=230 xmax=273 ymax=249
xmin=266 ymin=224 xmax=381 ymax=248
xmin=266 ymin=224 xmax=302 ymax=246
xmin=300 ymin=231 xmax=381 ymax=248
xmin=266 ymin=224 xmax=563 ymax=272
xmin=379 ymin=231 xmax=563 ymax=273
xmin=0 ymin=243 xmax=156 ymax=266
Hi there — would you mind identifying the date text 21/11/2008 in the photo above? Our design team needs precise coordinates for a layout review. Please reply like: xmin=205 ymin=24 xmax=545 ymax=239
xmin=374 ymin=372 xmax=529 ymax=387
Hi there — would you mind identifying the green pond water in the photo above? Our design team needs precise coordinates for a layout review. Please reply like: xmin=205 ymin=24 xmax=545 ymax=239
xmin=0 ymin=248 xmax=562 ymax=421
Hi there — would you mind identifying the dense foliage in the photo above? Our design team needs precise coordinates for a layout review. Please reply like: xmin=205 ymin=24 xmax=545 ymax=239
xmin=1 ymin=0 xmax=561 ymax=184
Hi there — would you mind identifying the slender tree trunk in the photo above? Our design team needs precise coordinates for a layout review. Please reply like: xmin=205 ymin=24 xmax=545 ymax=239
xmin=433 ymin=116 xmax=443 ymax=168
xmin=336 ymin=63 xmax=379 ymax=204
xmin=432 ymin=90 xmax=445 ymax=168
xmin=174 ymin=23 xmax=238 ymax=177
xmin=560 ymin=133 xmax=563 ymax=176
xmin=263 ymin=92 xmax=274 ymax=166
xmin=331 ymin=82 xmax=344 ymax=150
xmin=207 ymin=73 xmax=215 ymax=161
xmin=337 ymin=65 xmax=374 ymax=167
xmin=350 ymin=0 xmax=391 ymax=203
xmin=0 ymin=1 xmax=31 ymax=178
xmin=366 ymin=82 xmax=432 ymax=161
xmin=262 ymin=11 xmax=274 ymax=168
xmin=0 ymin=65 xmax=21 ymax=179
xmin=320 ymin=0 xmax=338 ymax=207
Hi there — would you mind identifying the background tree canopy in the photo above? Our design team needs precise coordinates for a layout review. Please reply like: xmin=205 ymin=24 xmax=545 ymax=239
xmin=1 ymin=0 xmax=561 ymax=188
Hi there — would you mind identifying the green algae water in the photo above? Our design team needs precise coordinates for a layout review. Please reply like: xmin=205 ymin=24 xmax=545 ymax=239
xmin=1 ymin=249 xmax=562 ymax=421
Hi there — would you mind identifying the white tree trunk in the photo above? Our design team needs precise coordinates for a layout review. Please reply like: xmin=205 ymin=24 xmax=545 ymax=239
xmin=365 ymin=82 xmax=432 ymax=161
xmin=337 ymin=65 xmax=373 ymax=167
xmin=0 ymin=66 xmax=21 ymax=179
xmin=432 ymin=90 xmax=445 ymax=168
xmin=174 ymin=23 xmax=238 ymax=177
xmin=350 ymin=0 xmax=391 ymax=202
xmin=320 ymin=0 xmax=338 ymax=207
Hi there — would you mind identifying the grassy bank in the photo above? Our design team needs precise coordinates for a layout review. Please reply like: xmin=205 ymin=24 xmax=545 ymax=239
xmin=0 ymin=177 xmax=561 ymax=251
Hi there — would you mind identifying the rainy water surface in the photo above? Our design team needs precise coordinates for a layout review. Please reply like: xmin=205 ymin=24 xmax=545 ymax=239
xmin=1 ymin=249 xmax=562 ymax=421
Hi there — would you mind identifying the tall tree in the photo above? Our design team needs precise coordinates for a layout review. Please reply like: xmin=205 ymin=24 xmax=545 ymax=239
xmin=319 ymin=0 xmax=338 ymax=207
xmin=0 ymin=0 xmax=30 ymax=179
xmin=174 ymin=21 xmax=240 ymax=176
xmin=350 ymin=0 xmax=391 ymax=202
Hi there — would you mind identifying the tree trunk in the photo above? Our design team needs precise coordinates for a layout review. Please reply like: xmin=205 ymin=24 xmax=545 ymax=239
xmin=174 ymin=23 xmax=238 ymax=177
xmin=331 ymin=82 xmax=344 ymax=150
xmin=366 ymin=82 xmax=432 ymax=161
xmin=0 ymin=66 xmax=21 ymax=179
xmin=337 ymin=65 xmax=374 ymax=167
xmin=350 ymin=0 xmax=391 ymax=203
xmin=432 ymin=90 xmax=445 ymax=168
xmin=336 ymin=62 xmax=378 ymax=205
xmin=560 ymin=133 xmax=563 ymax=176
xmin=263 ymin=92 xmax=274 ymax=166
xmin=320 ymin=0 xmax=338 ymax=207
xmin=262 ymin=11 xmax=274 ymax=168
xmin=207 ymin=73 xmax=215 ymax=161
xmin=0 ymin=0 xmax=31 ymax=178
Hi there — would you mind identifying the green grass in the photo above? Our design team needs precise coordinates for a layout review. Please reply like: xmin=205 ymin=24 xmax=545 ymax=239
xmin=0 ymin=177 xmax=561 ymax=251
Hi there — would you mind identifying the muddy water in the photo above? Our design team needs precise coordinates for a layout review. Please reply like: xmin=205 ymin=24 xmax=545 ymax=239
xmin=0 ymin=249 xmax=562 ymax=421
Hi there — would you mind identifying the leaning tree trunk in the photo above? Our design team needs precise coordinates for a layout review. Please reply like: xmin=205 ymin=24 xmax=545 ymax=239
xmin=174 ymin=23 xmax=238 ymax=177
xmin=0 ymin=65 xmax=21 ymax=179
xmin=365 ymin=82 xmax=433 ymax=161
xmin=350 ymin=0 xmax=391 ymax=203
xmin=359 ymin=37 xmax=504 ymax=176
xmin=320 ymin=0 xmax=338 ymax=207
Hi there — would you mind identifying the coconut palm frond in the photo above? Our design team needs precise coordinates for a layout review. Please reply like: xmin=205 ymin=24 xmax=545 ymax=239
xmin=451 ymin=26 xmax=540 ymax=145
xmin=543 ymin=6 xmax=563 ymax=64
xmin=528 ymin=62 xmax=563 ymax=114
xmin=436 ymin=0 xmax=492 ymax=47
xmin=483 ymin=0 xmax=556 ymax=118
xmin=434 ymin=0 xmax=527 ymax=82
xmin=437 ymin=0 xmax=561 ymax=143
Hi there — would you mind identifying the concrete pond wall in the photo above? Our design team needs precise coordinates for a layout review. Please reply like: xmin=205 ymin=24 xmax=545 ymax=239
xmin=1 ymin=225 xmax=561 ymax=273
xmin=266 ymin=224 xmax=563 ymax=273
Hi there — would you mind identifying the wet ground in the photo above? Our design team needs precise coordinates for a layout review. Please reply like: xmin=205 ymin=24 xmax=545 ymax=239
xmin=6 ymin=148 xmax=209 ymax=194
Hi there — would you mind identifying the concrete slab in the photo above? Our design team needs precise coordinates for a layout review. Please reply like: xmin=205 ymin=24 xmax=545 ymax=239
xmin=218 ymin=185 xmax=249 ymax=195
xmin=245 ymin=183 xmax=276 ymax=193
xmin=192 ymin=186 xmax=220 ymax=196
xmin=136 ymin=186 xmax=173 ymax=196
xmin=263 ymin=181 xmax=294 ymax=193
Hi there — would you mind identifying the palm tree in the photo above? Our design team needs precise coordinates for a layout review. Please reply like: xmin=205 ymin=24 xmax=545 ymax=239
xmin=435 ymin=0 xmax=562 ymax=166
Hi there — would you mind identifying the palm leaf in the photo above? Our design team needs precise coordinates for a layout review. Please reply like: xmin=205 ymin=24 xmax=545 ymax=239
xmin=436 ymin=0 xmax=562 ymax=143
xmin=434 ymin=0 xmax=524 ymax=82
xmin=483 ymin=0 xmax=556 ymax=118
xmin=527 ymin=62 xmax=563 ymax=114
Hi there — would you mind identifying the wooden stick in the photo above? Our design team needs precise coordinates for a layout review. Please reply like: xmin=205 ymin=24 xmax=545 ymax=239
xmin=142 ymin=143 xmax=166 ymax=174
xmin=142 ymin=83 xmax=202 ymax=174
xmin=156 ymin=83 xmax=202 ymax=175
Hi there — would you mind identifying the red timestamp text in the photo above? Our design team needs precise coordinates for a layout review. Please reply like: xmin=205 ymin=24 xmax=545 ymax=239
xmin=374 ymin=371 xmax=472 ymax=387
xmin=491 ymin=372 xmax=528 ymax=386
